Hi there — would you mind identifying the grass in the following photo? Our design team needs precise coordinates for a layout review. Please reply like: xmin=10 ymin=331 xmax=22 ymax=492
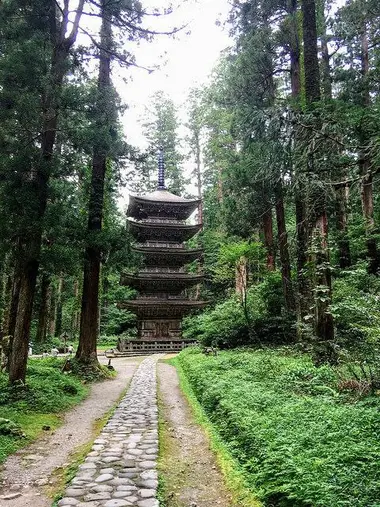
xmin=0 ymin=357 xmax=89 ymax=464
xmin=168 ymin=355 xmax=262 ymax=507
xmin=175 ymin=347 xmax=380 ymax=507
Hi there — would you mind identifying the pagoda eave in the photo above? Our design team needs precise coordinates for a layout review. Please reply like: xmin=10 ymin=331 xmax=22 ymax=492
xmin=128 ymin=219 xmax=202 ymax=242
xmin=121 ymin=273 xmax=204 ymax=292
xmin=119 ymin=299 xmax=208 ymax=318
xmin=128 ymin=193 xmax=201 ymax=221
xmin=132 ymin=246 xmax=202 ymax=266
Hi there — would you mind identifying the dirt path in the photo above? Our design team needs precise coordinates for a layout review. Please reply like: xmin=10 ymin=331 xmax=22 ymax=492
xmin=157 ymin=362 xmax=233 ymax=507
xmin=0 ymin=356 xmax=144 ymax=507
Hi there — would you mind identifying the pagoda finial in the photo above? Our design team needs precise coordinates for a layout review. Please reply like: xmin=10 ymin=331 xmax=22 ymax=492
xmin=157 ymin=146 xmax=166 ymax=190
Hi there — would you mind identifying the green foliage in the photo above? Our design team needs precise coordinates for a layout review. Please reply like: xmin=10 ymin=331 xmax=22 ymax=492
xmin=331 ymin=263 xmax=380 ymax=345
xmin=177 ymin=348 xmax=380 ymax=507
xmin=0 ymin=357 xmax=88 ymax=463
xmin=183 ymin=272 xmax=294 ymax=348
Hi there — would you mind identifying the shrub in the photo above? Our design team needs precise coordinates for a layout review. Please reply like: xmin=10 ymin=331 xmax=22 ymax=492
xmin=183 ymin=272 xmax=295 ymax=348
xmin=176 ymin=348 xmax=380 ymax=507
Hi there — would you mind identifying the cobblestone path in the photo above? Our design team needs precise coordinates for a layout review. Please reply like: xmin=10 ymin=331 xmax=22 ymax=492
xmin=58 ymin=356 xmax=161 ymax=507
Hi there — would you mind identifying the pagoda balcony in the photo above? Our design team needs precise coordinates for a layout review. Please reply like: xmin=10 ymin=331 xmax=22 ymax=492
xmin=140 ymin=266 xmax=186 ymax=273
xmin=133 ymin=244 xmax=202 ymax=265
xmin=121 ymin=271 xmax=204 ymax=292
xmin=119 ymin=298 xmax=208 ymax=318
xmin=128 ymin=218 xmax=201 ymax=243
xmin=136 ymin=242 xmax=185 ymax=249
xmin=142 ymin=218 xmax=186 ymax=225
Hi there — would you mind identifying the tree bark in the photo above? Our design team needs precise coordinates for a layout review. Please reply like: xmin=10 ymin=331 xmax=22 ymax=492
xmin=275 ymin=181 xmax=296 ymax=311
xmin=359 ymin=25 xmax=378 ymax=274
xmin=235 ymin=256 xmax=247 ymax=301
xmin=35 ymin=274 xmax=51 ymax=343
xmin=302 ymin=0 xmax=321 ymax=103
xmin=54 ymin=275 xmax=63 ymax=338
xmin=302 ymin=0 xmax=334 ymax=346
xmin=262 ymin=206 xmax=275 ymax=271
xmin=336 ymin=184 xmax=351 ymax=268
xmin=76 ymin=2 xmax=112 ymax=364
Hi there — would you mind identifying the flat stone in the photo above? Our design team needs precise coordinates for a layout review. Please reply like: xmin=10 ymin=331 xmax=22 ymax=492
xmin=90 ymin=485 xmax=113 ymax=493
xmin=102 ymin=456 xmax=121 ymax=463
xmin=84 ymin=493 xmax=112 ymax=501
xmin=112 ymin=491 xmax=133 ymax=498
xmin=138 ymin=489 xmax=156 ymax=498
xmin=116 ymin=485 xmax=137 ymax=491
xmin=99 ymin=468 xmax=114 ymax=474
xmin=104 ymin=500 xmax=133 ymax=507
xmin=137 ymin=499 xmax=159 ymax=507
xmin=122 ymin=460 xmax=136 ymax=468
xmin=58 ymin=498 xmax=80 ymax=506
xmin=140 ymin=470 xmax=157 ymax=481
xmin=139 ymin=480 xmax=158 ymax=489
xmin=108 ymin=478 xmax=133 ymax=486
xmin=76 ymin=503 xmax=100 ymax=507
xmin=95 ymin=474 xmax=114 ymax=483
xmin=65 ymin=488 xmax=87 ymax=497
xmin=80 ymin=463 xmax=97 ymax=469
xmin=139 ymin=460 xmax=156 ymax=469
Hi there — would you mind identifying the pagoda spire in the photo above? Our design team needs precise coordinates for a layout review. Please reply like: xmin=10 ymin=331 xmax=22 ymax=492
xmin=157 ymin=146 xmax=166 ymax=190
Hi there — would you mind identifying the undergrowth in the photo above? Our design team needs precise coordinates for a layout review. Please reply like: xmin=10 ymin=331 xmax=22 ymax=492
xmin=0 ymin=357 xmax=88 ymax=463
xmin=177 ymin=347 xmax=380 ymax=507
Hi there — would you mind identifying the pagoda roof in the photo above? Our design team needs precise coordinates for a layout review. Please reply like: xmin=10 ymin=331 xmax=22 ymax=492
xmin=119 ymin=299 xmax=208 ymax=318
xmin=121 ymin=272 xmax=204 ymax=292
xmin=128 ymin=219 xmax=201 ymax=243
xmin=128 ymin=190 xmax=200 ymax=220
xmin=132 ymin=245 xmax=202 ymax=266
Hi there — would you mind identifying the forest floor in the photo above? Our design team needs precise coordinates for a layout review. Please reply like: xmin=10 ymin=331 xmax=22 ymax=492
xmin=0 ymin=355 xmax=232 ymax=507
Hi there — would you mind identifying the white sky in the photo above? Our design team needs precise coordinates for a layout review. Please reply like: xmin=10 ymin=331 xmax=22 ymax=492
xmin=115 ymin=0 xmax=231 ymax=149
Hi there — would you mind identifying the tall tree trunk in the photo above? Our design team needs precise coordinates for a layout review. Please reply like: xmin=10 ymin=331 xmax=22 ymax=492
xmin=70 ymin=279 xmax=80 ymax=338
xmin=302 ymin=0 xmax=334 ymax=349
xmin=48 ymin=282 xmax=57 ymax=338
xmin=54 ymin=275 xmax=63 ymax=338
xmin=8 ymin=1 xmax=84 ymax=384
xmin=262 ymin=206 xmax=275 ymax=271
xmin=288 ymin=0 xmax=311 ymax=318
xmin=235 ymin=256 xmax=247 ymax=301
xmin=359 ymin=24 xmax=378 ymax=274
xmin=336 ymin=184 xmax=351 ymax=268
xmin=76 ymin=3 xmax=112 ymax=364
xmin=275 ymin=181 xmax=295 ymax=311
xmin=35 ymin=274 xmax=51 ymax=343
xmin=319 ymin=0 xmax=332 ymax=100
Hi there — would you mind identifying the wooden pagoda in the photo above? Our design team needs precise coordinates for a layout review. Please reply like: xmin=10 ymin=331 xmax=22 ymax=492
xmin=118 ymin=149 xmax=206 ymax=353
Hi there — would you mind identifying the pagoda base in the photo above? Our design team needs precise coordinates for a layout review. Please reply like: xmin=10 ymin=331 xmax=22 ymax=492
xmin=116 ymin=338 xmax=196 ymax=355
xmin=138 ymin=318 xmax=182 ymax=340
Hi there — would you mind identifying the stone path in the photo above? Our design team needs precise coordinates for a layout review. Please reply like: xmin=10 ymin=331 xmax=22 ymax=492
xmin=58 ymin=356 xmax=161 ymax=507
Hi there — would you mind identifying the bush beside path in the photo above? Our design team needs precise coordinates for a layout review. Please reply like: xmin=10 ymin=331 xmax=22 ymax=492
xmin=175 ymin=347 xmax=380 ymax=507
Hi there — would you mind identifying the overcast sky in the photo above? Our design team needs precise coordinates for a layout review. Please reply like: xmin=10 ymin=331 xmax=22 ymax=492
xmin=115 ymin=0 xmax=231 ymax=149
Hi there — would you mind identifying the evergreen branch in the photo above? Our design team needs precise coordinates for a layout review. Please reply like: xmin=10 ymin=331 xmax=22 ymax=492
xmin=87 ymin=0 xmax=177 ymax=18
xmin=79 ymin=26 xmax=155 ymax=72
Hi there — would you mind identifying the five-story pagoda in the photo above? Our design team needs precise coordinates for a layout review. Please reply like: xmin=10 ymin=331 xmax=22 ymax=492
xmin=119 ymin=149 xmax=206 ymax=353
